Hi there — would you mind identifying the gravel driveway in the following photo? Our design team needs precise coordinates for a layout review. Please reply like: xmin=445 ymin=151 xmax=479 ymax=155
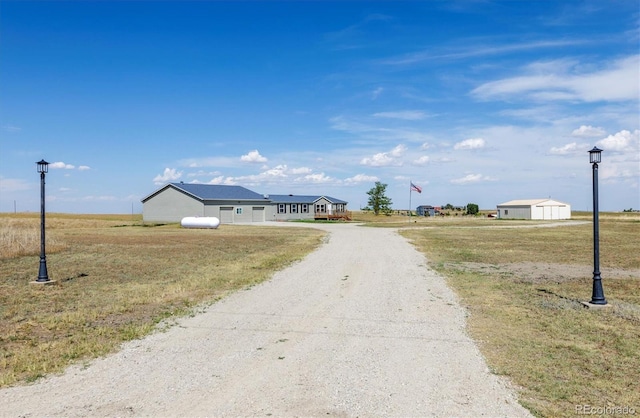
xmin=0 ymin=223 xmax=532 ymax=417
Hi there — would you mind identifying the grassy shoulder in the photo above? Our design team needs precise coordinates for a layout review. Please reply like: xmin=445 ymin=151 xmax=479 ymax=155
xmin=0 ymin=213 xmax=325 ymax=387
xmin=400 ymin=215 xmax=640 ymax=417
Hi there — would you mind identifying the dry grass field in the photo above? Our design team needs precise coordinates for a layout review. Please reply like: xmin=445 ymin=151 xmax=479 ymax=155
xmin=1 ymin=211 xmax=638 ymax=418
xmin=0 ymin=213 xmax=325 ymax=387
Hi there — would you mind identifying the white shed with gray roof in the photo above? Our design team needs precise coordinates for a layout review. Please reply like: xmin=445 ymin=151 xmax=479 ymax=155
xmin=496 ymin=199 xmax=571 ymax=220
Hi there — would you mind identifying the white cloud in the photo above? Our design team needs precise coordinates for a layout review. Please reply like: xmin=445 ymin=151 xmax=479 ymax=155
xmin=262 ymin=165 xmax=288 ymax=178
xmin=295 ymin=172 xmax=334 ymax=184
xmin=472 ymin=55 xmax=640 ymax=103
xmin=390 ymin=144 xmax=406 ymax=157
xmin=344 ymin=174 xmax=379 ymax=184
xmin=360 ymin=144 xmax=406 ymax=167
xmin=78 ymin=165 xmax=91 ymax=171
xmin=454 ymin=138 xmax=486 ymax=150
xmin=450 ymin=173 xmax=496 ymax=184
xmin=371 ymin=87 xmax=384 ymax=100
xmin=373 ymin=110 xmax=427 ymax=120
xmin=240 ymin=150 xmax=268 ymax=163
xmin=50 ymin=161 xmax=75 ymax=169
xmin=572 ymin=125 xmax=606 ymax=137
xmin=597 ymin=129 xmax=639 ymax=153
xmin=413 ymin=155 xmax=430 ymax=165
xmin=549 ymin=142 xmax=582 ymax=155
xmin=206 ymin=176 xmax=236 ymax=185
xmin=153 ymin=168 xmax=183 ymax=185
xmin=290 ymin=167 xmax=313 ymax=175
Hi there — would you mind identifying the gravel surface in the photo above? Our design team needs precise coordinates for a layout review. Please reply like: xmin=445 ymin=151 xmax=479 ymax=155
xmin=0 ymin=223 xmax=532 ymax=417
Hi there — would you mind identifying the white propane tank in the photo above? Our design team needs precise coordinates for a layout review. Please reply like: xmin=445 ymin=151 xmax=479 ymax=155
xmin=180 ymin=216 xmax=220 ymax=229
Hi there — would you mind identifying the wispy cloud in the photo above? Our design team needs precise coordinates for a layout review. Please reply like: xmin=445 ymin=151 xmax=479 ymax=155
xmin=294 ymin=172 xmax=334 ymax=184
xmin=382 ymin=39 xmax=586 ymax=66
xmin=373 ymin=110 xmax=429 ymax=120
xmin=413 ymin=155 xmax=430 ymax=166
xmin=471 ymin=55 xmax=640 ymax=103
xmin=549 ymin=142 xmax=584 ymax=155
xmin=371 ymin=87 xmax=384 ymax=100
xmin=324 ymin=13 xmax=392 ymax=51
xmin=2 ymin=125 xmax=21 ymax=132
xmin=0 ymin=177 xmax=31 ymax=192
xmin=344 ymin=174 xmax=379 ymax=184
xmin=450 ymin=173 xmax=496 ymax=184
xmin=330 ymin=115 xmax=432 ymax=143
xmin=179 ymin=156 xmax=240 ymax=168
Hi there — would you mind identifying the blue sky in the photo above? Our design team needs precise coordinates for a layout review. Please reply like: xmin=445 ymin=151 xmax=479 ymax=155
xmin=1 ymin=1 xmax=638 ymax=214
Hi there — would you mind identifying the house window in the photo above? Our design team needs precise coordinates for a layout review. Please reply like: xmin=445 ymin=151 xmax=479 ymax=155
xmin=291 ymin=204 xmax=298 ymax=213
xmin=301 ymin=204 xmax=308 ymax=213
xmin=505 ymin=210 xmax=509 ymax=215
xmin=236 ymin=207 xmax=243 ymax=215
xmin=278 ymin=203 xmax=286 ymax=213
xmin=315 ymin=204 xmax=326 ymax=213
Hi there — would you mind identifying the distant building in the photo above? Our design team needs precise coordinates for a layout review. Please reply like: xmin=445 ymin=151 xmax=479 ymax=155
xmin=416 ymin=205 xmax=437 ymax=216
xmin=496 ymin=199 xmax=571 ymax=220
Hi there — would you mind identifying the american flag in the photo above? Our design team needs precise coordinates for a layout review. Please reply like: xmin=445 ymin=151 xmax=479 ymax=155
xmin=410 ymin=182 xmax=422 ymax=193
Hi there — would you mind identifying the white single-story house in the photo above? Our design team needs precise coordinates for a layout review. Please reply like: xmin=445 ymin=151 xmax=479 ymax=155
xmin=141 ymin=182 xmax=350 ymax=223
xmin=496 ymin=199 xmax=571 ymax=220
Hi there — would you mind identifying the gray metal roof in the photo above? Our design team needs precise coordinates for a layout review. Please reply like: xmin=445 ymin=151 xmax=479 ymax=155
xmin=269 ymin=194 xmax=347 ymax=204
xmin=142 ymin=183 xmax=348 ymax=204
xmin=171 ymin=183 xmax=268 ymax=201
xmin=139 ymin=183 xmax=269 ymax=203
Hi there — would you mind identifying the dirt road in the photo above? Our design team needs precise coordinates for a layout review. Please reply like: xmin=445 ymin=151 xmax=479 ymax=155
xmin=0 ymin=223 xmax=532 ymax=417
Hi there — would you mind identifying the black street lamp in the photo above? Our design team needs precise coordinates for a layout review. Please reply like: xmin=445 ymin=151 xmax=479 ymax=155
xmin=36 ymin=159 xmax=50 ymax=283
xmin=588 ymin=147 xmax=606 ymax=305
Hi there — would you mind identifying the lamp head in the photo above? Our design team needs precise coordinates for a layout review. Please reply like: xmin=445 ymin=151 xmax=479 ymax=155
xmin=588 ymin=147 xmax=602 ymax=164
xmin=36 ymin=159 xmax=49 ymax=173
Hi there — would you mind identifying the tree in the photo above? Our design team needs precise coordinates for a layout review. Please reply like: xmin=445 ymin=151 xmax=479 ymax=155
xmin=466 ymin=203 xmax=479 ymax=215
xmin=366 ymin=182 xmax=393 ymax=215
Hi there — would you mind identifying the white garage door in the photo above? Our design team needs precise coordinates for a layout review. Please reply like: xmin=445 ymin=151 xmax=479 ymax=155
xmin=220 ymin=207 xmax=233 ymax=223
xmin=252 ymin=207 xmax=265 ymax=222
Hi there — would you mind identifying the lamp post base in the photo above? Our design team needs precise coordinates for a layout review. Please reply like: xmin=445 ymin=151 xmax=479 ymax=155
xmin=30 ymin=279 xmax=57 ymax=286
xmin=580 ymin=301 xmax=611 ymax=309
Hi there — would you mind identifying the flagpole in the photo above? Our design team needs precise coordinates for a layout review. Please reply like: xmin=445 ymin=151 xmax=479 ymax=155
xmin=409 ymin=180 xmax=412 ymax=220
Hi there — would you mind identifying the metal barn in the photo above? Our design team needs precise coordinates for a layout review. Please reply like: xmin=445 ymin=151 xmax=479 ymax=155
xmin=496 ymin=199 xmax=571 ymax=220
